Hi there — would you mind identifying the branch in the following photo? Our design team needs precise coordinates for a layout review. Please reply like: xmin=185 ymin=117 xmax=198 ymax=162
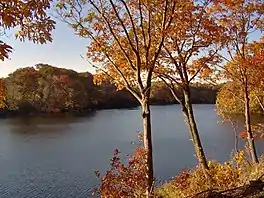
xmin=88 ymin=0 xmax=136 ymax=70
xmin=163 ymin=45 xmax=185 ymax=82
xmin=146 ymin=0 xmax=174 ymax=91
xmin=116 ymin=0 xmax=144 ymax=93
xmin=109 ymin=0 xmax=138 ymax=54
xmin=119 ymin=0 xmax=139 ymax=51
xmin=159 ymin=75 xmax=183 ymax=105
xmin=153 ymin=0 xmax=176 ymax=64
xmin=138 ymin=0 xmax=147 ymax=50
xmin=188 ymin=49 xmax=219 ymax=83
xmin=226 ymin=87 xmax=244 ymax=103
xmin=255 ymin=95 xmax=264 ymax=112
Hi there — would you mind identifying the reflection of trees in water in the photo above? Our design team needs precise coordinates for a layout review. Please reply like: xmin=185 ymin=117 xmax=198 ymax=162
xmin=7 ymin=111 xmax=97 ymax=135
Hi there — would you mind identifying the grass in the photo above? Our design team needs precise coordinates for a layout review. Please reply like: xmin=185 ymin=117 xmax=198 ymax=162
xmin=157 ymin=151 xmax=264 ymax=198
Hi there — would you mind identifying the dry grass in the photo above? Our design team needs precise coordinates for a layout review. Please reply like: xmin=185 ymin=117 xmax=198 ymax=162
xmin=157 ymin=151 xmax=264 ymax=198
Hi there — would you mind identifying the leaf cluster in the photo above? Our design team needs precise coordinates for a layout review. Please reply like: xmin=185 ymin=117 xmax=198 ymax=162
xmin=93 ymin=146 xmax=149 ymax=198
xmin=0 ymin=0 xmax=55 ymax=60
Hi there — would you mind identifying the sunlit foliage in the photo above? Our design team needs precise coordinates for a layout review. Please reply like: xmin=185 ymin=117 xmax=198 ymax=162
xmin=0 ymin=0 xmax=55 ymax=61
xmin=56 ymin=1 xmax=177 ymax=194
xmin=95 ymin=147 xmax=264 ymax=198
xmin=153 ymin=0 xmax=224 ymax=173
xmin=158 ymin=151 xmax=264 ymax=198
xmin=212 ymin=0 xmax=264 ymax=163
xmin=0 ymin=79 xmax=7 ymax=109
xmin=94 ymin=146 xmax=148 ymax=198
xmin=4 ymin=64 xmax=94 ymax=113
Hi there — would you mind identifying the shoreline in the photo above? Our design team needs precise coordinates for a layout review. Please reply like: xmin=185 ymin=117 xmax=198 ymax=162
xmin=0 ymin=103 xmax=216 ymax=119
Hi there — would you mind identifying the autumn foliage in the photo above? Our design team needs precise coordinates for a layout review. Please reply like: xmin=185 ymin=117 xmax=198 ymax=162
xmin=0 ymin=79 xmax=6 ymax=109
xmin=4 ymin=64 xmax=95 ymax=113
xmin=2 ymin=0 xmax=264 ymax=197
xmin=158 ymin=151 xmax=264 ymax=198
xmin=56 ymin=1 xmax=179 ymax=195
xmin=93 ymin=146 xmax=148 ymax=198
xmin=94 ymin=147 xmax=264 ymax=198
xmin=54 ymin=0 xmax=264 ymax=195
xmin=0 ymin=0 xmax=55 ymax=60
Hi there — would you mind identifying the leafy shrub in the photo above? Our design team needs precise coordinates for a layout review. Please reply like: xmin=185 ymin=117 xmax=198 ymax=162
xmin=92 ymin=146 xmax=264 ymax=198
xmin=157 ymin=151 xmax=264 ymax=198
xmin=94 ymin=146 xmax=148 ymax=198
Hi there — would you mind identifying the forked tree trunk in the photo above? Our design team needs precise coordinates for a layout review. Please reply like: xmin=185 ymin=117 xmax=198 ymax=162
xmin=141 ymin=97 xmax=154 ymax=197
xmin=182 ymin=88 xmax=209 ymax=171
xmin=244 ymin=83 xmax=259 ymax=163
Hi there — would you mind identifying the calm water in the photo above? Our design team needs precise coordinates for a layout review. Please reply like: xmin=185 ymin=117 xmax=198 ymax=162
xmin=0 ymin=104 xmax=264 ymax=198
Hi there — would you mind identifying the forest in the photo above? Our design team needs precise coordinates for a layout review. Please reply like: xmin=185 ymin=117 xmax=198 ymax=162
xmin=0 ymin=63 xmax=217 ymax=115
xmin=1 ymin=0 xmax=264 ymax=197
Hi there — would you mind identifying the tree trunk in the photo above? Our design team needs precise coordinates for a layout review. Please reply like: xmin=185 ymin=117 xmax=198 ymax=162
xmin=182 ymin=88 xmax=209 ymax=171
xmin=244 ymin=83 xmax=259 ymax=163
xmin=229 ymin=118 xmax=239 ymax=154
xmin=142 ymin=98 xmax=154 ymax=197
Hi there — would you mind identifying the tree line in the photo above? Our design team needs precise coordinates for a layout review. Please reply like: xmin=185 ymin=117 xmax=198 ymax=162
xmin=0 ymin=63 xmax=217 ymax=115
xmin=1 ymin=0 xmax=264 ymax=197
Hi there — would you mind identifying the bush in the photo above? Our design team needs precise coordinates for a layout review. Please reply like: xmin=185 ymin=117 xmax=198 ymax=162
xmin=157 ymin=151 xmax=264 ymax=198
xmin=93 ymin=146 xmax=149 ymax=198
xmin=92 ymin=147 xmax=264 ymax=198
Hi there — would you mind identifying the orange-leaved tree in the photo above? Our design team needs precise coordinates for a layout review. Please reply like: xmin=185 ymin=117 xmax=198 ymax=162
xmin=211 ymin=0 xmax=264 ymax=163
xmin=217 ymin=38 xmax=264 ymax=148
xmin=56 ymin=0 xmax=176 ymax=196
xmin=0 ymin=0 xmax=55 ymax=61
xmin=156 ymin=0 xmax=223 ymax=174
xmin=217 ymin=38 xmax=264 ymax=116
xmin=246 ymin=38 xmax=264 ymax=111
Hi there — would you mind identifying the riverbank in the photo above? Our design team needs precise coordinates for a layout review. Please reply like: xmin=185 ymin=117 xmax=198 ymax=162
xmin=1 ymin=64 xmax=219 ymax=118
xmin=0 ymin=87 xmax=218 ymax=118
xmin=157 ymin=152 xmax=264 ymax=198
xmin=96 ymin=145 xmax=264 ymax=198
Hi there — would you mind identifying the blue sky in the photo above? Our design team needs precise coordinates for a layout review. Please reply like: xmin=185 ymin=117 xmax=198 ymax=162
xmin=1 ymin=18 xmax=262 ymax=78
xmin=0 ymin=20 xmax=95 ymax=77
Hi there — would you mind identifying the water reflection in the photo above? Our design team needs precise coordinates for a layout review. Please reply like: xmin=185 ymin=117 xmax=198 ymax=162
xmin=7 ymin=111 xmax=97 ymax=135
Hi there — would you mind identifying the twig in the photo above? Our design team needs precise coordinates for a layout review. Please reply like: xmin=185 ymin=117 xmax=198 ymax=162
xmin=190 ymin=175 xmax=264 ymax=198
xmin=188 ymin=188 xmax=218 ymax=198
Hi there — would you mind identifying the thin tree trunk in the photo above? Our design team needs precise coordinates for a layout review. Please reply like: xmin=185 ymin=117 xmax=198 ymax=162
xmin=182 ymin=88 xmax=209 ymax=171
xmin=229 ymin=118 xmax=239 ymax=154
xmin=255 ymin=95 xmax=264 ymax=112
xmin=142 ymin=98 xmax=154 ymax=197
xmin=244 ymin=83 xmax=259 ymax=163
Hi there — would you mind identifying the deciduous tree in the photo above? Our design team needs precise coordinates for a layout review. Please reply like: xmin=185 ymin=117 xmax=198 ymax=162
xmin=56 ymin=0 xmax=176 ymax=196
xmin=211 ymin=0 xmax=264 ymax=163
xmin=156 ymin=0 xmax=222 ymax=174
